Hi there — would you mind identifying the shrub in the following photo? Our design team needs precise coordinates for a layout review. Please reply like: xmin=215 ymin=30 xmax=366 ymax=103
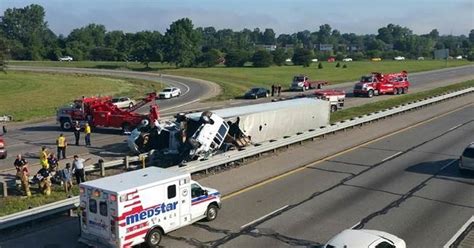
xmin=318 ymin=62 xmax=323 ymax=69
xmin=335 ymin=62 xmax=341 ymax=67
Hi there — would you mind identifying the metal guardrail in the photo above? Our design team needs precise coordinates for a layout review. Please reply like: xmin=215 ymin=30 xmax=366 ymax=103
xmin=0 ymin=87 xmax=472 ymax=230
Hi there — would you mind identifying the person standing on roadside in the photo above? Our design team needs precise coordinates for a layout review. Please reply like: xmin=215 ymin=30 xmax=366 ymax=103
xmin=39 ymin=146 xmax=50 ymax=170
xmin=56 ymin=133 xmax=67 ymax=159
xmin=14 ymin=154 xmax=31 ymax=197
xmin=84 ymin=123 xmax=91 ymax=147
xmin=277 ymin=84 xmax=282 ymax=96
xmin=73 ymin=121 xmax=81 ymax=146
xmin=60 ymin=163 xmax=74 ymax=196
xmin=72 ymin=155 xmax=91 ymax=184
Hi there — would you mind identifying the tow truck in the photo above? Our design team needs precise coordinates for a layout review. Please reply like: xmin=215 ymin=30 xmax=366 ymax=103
xmin=353 ymin=71 xmax=410 ymax=98
xmin=314 ymin=89 xmax=346 ymax=112
xmin=290 ymin=75 xmax=329 ymax=91
xmin=0 ymin=115 xmax=12 ymax=159
xmin=56 ymin=92 xmax=159 ymax=132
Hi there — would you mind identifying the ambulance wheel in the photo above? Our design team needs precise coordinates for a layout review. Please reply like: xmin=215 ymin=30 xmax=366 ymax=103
xmin=146 ymin=228 xmax=163 ymax=247
xmin=205 ymin=204 xmax=218 ymax=221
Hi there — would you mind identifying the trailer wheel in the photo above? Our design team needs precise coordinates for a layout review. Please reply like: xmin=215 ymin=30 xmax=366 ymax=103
xmin=60 ymin=120 xmax=72 ymax=131
xmin=205 ymin=204 xmax=219 ymax=221
xmin=367 ymin=90 xmax=374 ymax=98
xmin=330 ymin=105 xmax=337 ymax=112
xmin=145 ymin=228 xmax=163 ymax=247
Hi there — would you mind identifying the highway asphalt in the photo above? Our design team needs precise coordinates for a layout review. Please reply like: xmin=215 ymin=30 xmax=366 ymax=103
xmin=1 ymin=88 xmax=472 ymax=248
xmin=1 ymin=65 xmax=472 ymax=173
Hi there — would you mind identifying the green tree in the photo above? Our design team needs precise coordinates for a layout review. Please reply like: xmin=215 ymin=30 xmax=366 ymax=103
xmin=0 ymin=38 xmax=10 ymax=72
xmin=272 ymin=48 xmax=287 ymax=66
xmin=262 ymin=28 xmax=276 ymax=45
xmin=163 ymin=18 xmax=201 ymax=67
xmin=130 ymin=31 xmax=162 ymax=68
xmin=252 ymin=50 xmax=273 ymax=67
xmin=224 ymin=50 xmax=250 ymax=67
xmin=66 ymin=24 xmax=107 ymax=60
xmin=292 ymin=48 xmax=313 ymax=67
xmin=198 ymin=48 xmax=221 ymax=67
xmin=0 ymin=4 xmax=50 ymax=60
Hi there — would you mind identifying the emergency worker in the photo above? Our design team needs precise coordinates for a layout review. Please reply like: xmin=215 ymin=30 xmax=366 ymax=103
xmin=36 ymin=167 xmax=51 ymax=195
xmin=73 ymin=121 xmax=81 ymax=145
xmin=39 ymin=146 xmax=50 ymax=170
xmin=14 ymin=154 xmax=31 ymax=197
xmin=84 ymin=123 xmax=91 ymax=147
xmin=56 ymin=133 xmax=67 ymax=159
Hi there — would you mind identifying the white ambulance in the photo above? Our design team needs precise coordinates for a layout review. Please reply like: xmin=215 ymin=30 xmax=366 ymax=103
xmin=78 ymin=167 xmax=222 ymax=248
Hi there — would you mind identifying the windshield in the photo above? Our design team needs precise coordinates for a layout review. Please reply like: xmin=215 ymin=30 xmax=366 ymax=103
xmin=462 ymin=147 xmax=474 ymax=158
xmin=361 ymin=76 xmax=373 ymax=83
xmin=163 ymin=88 xmax=172 ymax=92
xmin=249 ymin=88 xmax=260 ymax=93
xmin=294 ymin=76 xmax=305 ymax=82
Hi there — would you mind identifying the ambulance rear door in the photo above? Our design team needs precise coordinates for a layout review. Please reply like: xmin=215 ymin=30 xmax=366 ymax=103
xmin=179 ymin=176 xmax=192 ymax=226
xmin=83 ymin=187 xmax=114 ymax=241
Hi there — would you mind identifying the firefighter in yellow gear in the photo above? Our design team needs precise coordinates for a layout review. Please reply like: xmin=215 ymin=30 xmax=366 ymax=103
xmin=14 ymin=154 xmax=31 ymax=197
xmin=39 ymin=146 xmax=50 ymax=170
xmin=36 ymin=168 xmax=51 ymax=195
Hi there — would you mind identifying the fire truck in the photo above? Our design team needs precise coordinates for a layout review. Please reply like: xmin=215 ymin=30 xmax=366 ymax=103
xmin=314 ymin=89 xmax=346 ymax=112
xmin=353 ymin=71 xmax=410 ymax=98
xmin=56 ymin=93 xmax=159 ymax=132
xmin=290 ymin=75 xmax=329 ymax=91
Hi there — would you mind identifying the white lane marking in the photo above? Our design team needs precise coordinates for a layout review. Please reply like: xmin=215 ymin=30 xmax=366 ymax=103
xmin=443 ymin=215 xmax=474 ymax=248
xmin=440 ymin=159 xmax=458 ymax=171
xmin=350 ymin=221 xmax=361 ymax=229
xmin=448 ymin=124 xmax=463 ymax=131
xmin=160 ymin=98 xmax=201 ymax=112
xmin=381 ymin=151 xmax=403 ymax=162
xmin=240 ymin=205 xmax=289 ymax=229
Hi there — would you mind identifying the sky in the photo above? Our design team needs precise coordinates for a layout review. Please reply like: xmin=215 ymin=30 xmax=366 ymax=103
xmin=1 ymin=0 xmax=473 ymax=36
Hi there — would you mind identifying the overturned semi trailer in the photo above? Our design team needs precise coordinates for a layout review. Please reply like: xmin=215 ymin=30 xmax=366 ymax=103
xmin=128 ymin=98 xmax=330 ymax=162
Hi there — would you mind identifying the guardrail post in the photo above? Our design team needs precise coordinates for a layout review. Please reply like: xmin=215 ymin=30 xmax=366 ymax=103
xmin=99 ymin=159 xmax=105 ymax=177
xmin=1 ymin=180 xmax=7 ymax=197
xmin=124 ymin=156 xmax=129 ymax=169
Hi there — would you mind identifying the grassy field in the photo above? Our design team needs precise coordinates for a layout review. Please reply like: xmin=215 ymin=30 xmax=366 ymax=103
xmin=9 ymin=59 xmax=472 ymax=100
xmin=0 ymin=71 xmax=163 ymax=121
xmin=161 ymin=60 xmax=472 ymax=100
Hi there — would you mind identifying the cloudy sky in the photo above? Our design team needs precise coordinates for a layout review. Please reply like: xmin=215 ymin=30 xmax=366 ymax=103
xmin=1 ymin=0 xmax=473 ymax=36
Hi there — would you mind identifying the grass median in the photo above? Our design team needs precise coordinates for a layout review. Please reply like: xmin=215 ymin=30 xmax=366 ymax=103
xmin=0 ymin=71 xmax=163 ymax=121
xmin=1 ymin=81 xmax=472 ymax=216
xmin=331 ymin=80 xmax=474 ymax=123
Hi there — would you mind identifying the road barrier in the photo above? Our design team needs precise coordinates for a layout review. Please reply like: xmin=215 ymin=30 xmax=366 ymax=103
xmin=1 ymin=86 xmax=472 ymax=230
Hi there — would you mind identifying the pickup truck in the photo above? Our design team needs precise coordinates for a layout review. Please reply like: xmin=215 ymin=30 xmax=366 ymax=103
xmin=290 ymin=75 xmax=328 ymax=91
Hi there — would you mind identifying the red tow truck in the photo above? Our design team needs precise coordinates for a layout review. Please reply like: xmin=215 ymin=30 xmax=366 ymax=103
xmin=290 ymin=75 xmax=329 ymax=91
xmin=0 ymin=115 xmax=12 ymax=159
xmin=56 ymin=92 xmax=159 ymax=132
xmin=353 ymin=71 xmax=410 ymax=98
xmin=314 ymin=89 xmax=346 ymax=112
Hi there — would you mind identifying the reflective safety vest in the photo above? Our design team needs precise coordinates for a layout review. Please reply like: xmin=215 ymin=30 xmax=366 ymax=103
xmin=57 ymin=136 xmax=66 ymax=147
xmin=40 ymin=150 xmax=49 ymax=169
xmin=85 ymin=125 xmax=91 ymax=134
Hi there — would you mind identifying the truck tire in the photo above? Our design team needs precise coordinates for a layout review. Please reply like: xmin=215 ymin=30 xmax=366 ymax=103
xmin=205 ymin=204 xmax=219 ymax=221
xmin=403 ymin=87 xmax=408 ymax=94
xmin=145 ymin=228 xmax=163 ymax=247
xmin=367 ymin=90 xmax=374 ymax=98
xmin=393 ymin=88 xmax=398 ymax=95
xmin=122 ymin=122 xmax=131 ymax=133
xmin=60 ymin=120 xmax=72 ymax=131
xmin=330 ymin=105 xmax=337 ymax=112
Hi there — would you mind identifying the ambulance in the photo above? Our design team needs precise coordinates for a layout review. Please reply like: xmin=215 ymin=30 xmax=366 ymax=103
xmin=78 ymin=167 xmax=222 ymax=247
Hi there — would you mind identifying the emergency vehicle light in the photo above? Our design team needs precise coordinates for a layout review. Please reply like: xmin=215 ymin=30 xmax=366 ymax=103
xmin=110 ymin=194 xmax=117 ymax=202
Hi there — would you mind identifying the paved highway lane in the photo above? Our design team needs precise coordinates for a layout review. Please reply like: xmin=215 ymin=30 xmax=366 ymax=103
xmin=2 ymin=99 xmax=472 ymax=248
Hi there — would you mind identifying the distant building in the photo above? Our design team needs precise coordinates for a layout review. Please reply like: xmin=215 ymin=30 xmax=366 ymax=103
xmin=434 ymin=49 xmax=449 ymax=59
xmin=255 ymin=44 xmax=277 ymax=51
xmin=319 ymin=44 xmax=333 ymax=51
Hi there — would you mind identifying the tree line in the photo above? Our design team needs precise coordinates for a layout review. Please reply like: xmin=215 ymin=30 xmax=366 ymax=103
xmin=1 ymin=4 xmax=473 ymax=68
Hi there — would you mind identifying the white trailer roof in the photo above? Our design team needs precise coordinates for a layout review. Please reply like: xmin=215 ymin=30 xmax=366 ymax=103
xmin=187 ymin=98 xmax=324 ymax=120
xmin=81 ymin=167 xmax=187 ymax=193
